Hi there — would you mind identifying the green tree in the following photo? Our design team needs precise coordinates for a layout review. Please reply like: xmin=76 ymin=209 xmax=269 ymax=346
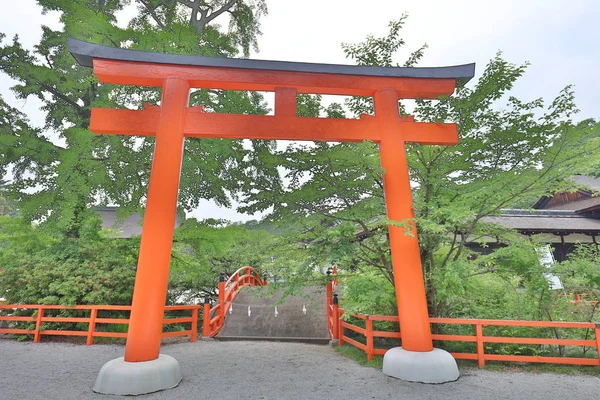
xmin=239 ymin=16 xmax=600 ymax=318
xmin=168 ymin=218 xmax=313 ymax=302
xmin=0 ymin=215 xmax=138 ymax=305
xmin=0 ymin=0 xmax=269 ymax=237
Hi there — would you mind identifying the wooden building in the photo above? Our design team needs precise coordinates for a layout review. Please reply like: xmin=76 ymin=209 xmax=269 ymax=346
xmin=481 ymin=175 xmax=600 ymax=261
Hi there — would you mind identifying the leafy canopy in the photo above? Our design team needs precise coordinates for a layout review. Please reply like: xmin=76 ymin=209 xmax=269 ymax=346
xmin=0 ymin=0 xmax=270 ymax=237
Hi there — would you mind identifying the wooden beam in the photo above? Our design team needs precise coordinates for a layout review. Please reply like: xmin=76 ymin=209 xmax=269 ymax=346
xmin=93 ymin=59 xmax=456 ymax=99
xmin=90 ymin=108 xmax=458 ymax=145
xmin=275 ymin=88 xmax=297 ymax=117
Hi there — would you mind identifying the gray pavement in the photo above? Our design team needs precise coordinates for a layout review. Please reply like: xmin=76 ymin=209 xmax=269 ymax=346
xmin=1 ymin=338 xmax=599 ymax=400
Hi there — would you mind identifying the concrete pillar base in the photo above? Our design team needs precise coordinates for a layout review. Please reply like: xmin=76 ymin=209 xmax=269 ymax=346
xmin=93 ymin=354 xmax=181 ymax=395
xmin=382 ymin=347 xmax=459 ymax=384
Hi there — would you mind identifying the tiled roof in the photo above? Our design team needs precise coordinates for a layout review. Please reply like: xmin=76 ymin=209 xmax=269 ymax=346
xmin=545 ymin=196 xmax=600 ymax=212
xmin=572 ymin=175 xmax=600 ymax=192
xmin=484 ymin=209 xmax=600 ymax=233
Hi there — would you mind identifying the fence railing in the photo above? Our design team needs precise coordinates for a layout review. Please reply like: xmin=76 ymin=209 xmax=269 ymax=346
xmin=0 ymin=304 xmax=200 ymax=345
xmin=326 ymin=266 xmax=338 ymax=339
xmin=202 ymin=266 xmax=266 ymax=337
xmin=334 ymin=310 xmax=600 ymax=367
xmin=555 ymin=293 xmax=599 ymax=306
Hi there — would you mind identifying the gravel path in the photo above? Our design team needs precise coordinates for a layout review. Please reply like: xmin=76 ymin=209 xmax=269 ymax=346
xmin=1 ymin=338 xmax=599 ymax=400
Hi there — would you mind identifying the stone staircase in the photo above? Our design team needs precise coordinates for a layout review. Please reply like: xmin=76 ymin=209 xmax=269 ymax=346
xmin=216 ymin=286 xmax=330 ymax=344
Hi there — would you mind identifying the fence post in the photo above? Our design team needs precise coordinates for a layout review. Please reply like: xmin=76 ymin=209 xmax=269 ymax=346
xmin=366 ymin=316 xmax=374 ymax=361
xmin=86 ymin=308 xmax=98 ymax=346
xmin=476 ymin=323 xmax=485 ymax=368
xmin=326 ymin=276 xmax=332 ymax=307
xmin=595 ymin=324 xmax=600 ymax=366
xmin=33 ymin=307 xmax=44 ymax=343
xmin=191 ymin=306 xmax=198 ymax=342
xmin=338 ymin=308 xmax=345 ymax=346
xmin=203 ymin=297 xmax=211 ymax=337
xmin=246 ymin=267 xmax=251 ymax=286
xmin=332 ymin=294 xmax=339 ymax=340
xmin=218 ymin=272 xmax=226 ymax=327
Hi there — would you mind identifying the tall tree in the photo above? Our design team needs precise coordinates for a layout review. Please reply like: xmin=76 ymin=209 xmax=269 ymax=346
xmin=239 ymin=16 xmax=600 ymax=317
xmin=0 ymin=0 xmax=270 ymax=237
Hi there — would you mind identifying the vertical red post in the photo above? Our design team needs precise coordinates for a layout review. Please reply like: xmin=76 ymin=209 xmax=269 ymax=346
xmin=275 ymin=88 xmax=297 ymax=117
xmin=332 ymin=294 xmax=340 ymax=340
xmin=87 ymin=308 xmax=98 ymax=346
xmin=33 ymin=307 xmax=44 ymax=343
xmin=476 ymin=323 xmax=485 ymax=368
xmin=202 ymin=300 xmax=211 ymax=337
xmin=338 ymin=308 xmax=345 ymax=346
xmin=191 ymin=306 xmax=198 ymax=342
xmin=366 ymin=316 xmax=374 ymax=361
xmin=375 ymin=88 xmax=433 ymax=353
xmin=218 ymin=273 xmax=226 ymax=328
xmin=595 ymin=325 xmax=600 ymax=365
xmin=124 ymin=77 xmax=190 ymax=363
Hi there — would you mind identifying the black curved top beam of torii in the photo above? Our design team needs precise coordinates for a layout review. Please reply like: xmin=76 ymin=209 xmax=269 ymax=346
xmin=68 ymin=38 xmax=475 ymax=84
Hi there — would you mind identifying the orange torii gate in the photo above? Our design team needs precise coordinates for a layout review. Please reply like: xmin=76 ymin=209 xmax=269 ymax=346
xmin=69 ymin=38 xmax=474 ymax=395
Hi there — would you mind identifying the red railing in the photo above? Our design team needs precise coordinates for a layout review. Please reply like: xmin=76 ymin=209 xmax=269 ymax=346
xmin=0 ymin=304 xmax=200 ymax=345
xmin=202 ymin=266 xmax=266 ymax=337
xmin=332 ymin=309 xmax=600 ymax=367
xmin=326 ymin=266 xmax=339 ymax=339
xmin=555 ymin=293 xmax=599 ymax=306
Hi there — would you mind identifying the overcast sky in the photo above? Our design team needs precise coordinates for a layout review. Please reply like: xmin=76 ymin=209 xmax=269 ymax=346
xmin=1 ymin=0 xmax=599 ymax=221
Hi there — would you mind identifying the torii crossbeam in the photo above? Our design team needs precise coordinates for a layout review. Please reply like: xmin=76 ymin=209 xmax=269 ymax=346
xmin=69 ymin=38 xmax=474 ymax=394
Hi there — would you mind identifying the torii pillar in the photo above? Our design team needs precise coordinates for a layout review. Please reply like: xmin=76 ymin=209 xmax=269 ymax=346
xmin=69 ymin=38 xmax=474 ymax=394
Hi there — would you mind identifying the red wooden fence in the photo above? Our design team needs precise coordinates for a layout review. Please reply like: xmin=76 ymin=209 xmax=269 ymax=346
xmin=0 ymin=304 xmax=200 ymax=345
xmin=331 ymin=308 xmax=600 ymax=367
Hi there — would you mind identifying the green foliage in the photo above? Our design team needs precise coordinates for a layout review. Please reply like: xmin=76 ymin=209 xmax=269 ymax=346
xmin=237 ymin=15 xmax=600 ymax=326
xmin=169 ymin=219 xmax=292 ymax=302
xmin=0 ymin=0 xmax=269 ymax=238
xmin=0 ymin=216 xmax=137 ymax=305
xmin=335 ymin=344 xmax=383 ymax=369
xmin=336 ymin=271 xmax=396 ymax=316
xmin=560 ymin=245 xmax=600 ymax=288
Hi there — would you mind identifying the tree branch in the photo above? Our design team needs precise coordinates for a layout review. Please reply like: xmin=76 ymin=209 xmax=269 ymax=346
xmin=40 ymin=83 xmax=83 ymax=112
xmin=137 ymin=0 xmax=168 ymax=29
xmin=188 ymin=0 xmax=238 ymax=33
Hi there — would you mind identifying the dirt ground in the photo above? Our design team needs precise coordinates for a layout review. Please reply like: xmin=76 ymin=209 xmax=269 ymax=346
xmin=1 ymin=338 xmax=599 ymax=400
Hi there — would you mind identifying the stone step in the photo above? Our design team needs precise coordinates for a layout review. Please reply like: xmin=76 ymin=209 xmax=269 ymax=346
xmin=215 ymin=336 xmax=331 ymax=345
xmin=217 ymin=286 xmax=330 ymax=340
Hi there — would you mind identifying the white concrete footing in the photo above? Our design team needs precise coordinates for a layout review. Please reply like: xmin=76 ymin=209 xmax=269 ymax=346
xmin=382 ymin=347 xmax=459 ymax=383
xmin=93 ymin=354 xmax=181 ymax=395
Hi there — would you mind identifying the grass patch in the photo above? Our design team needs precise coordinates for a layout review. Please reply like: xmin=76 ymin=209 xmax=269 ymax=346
xmin=457 ymin=360 xmax=600 ymax=376
xmin=335 ymin=344 xmax=383 ymax=369
xmin=335 ymin=345 xmax=600 ymax=377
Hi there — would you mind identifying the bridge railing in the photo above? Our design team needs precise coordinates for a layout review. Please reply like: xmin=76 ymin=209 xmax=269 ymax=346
xmin=202 ymin=266 xmax=266 ymax=337
xmin=0 ymin=304 xmax=200 ymax=345
xmin=334 ymin=309 xmax=600 ymax=367
xmin=326 ymin=266 xmax=339 ymax=339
